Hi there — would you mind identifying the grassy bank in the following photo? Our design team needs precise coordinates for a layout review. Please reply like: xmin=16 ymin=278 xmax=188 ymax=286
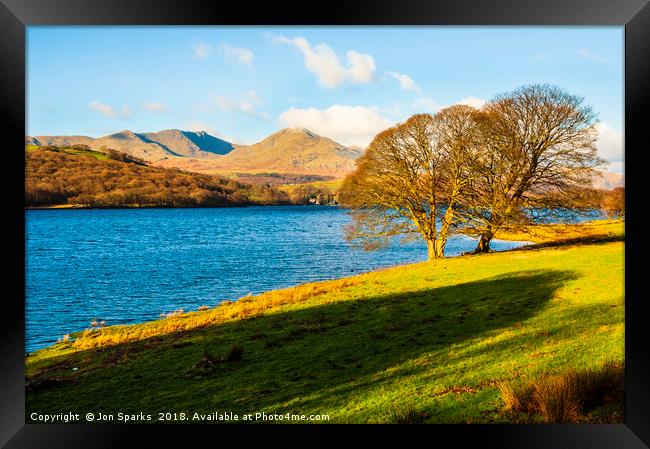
xmin=26 ymin=143 xmax=110 ymax=160
xmin=495 ymin=219 xmax=623 ymax=244
xmin=25 ymin=221 xmax=624 ymax=423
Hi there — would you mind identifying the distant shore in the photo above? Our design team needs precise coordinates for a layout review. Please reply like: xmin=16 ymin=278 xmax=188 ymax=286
xmin=25 ymin=202 xmax=339 ymax=211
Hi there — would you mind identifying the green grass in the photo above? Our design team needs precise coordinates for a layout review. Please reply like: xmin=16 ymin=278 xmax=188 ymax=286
xmin=26 ymin=144 xmax=110 ymax=161
xmin=61 ymin=148 xmax=110 ymax=160
xmin=25 ymin=222 xmax=624 ymax=424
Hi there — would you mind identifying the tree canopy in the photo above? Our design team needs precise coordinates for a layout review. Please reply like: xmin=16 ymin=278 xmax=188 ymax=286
xmin=340 ymin=106 xmax=481 ymax=260
xmin=25 ymin=147 xmax=292 ymax=208
xmin=341 ymin=84 xmax=607 ymax=259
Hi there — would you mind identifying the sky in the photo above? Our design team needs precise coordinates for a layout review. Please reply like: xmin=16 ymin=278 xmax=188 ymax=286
xmin=27 ymin=26 xmax=624 ymax=173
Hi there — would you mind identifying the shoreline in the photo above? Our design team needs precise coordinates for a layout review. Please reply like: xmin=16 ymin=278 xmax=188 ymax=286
xmin=25 ymin=203 xmax=339 ymax=211
xmin=25 ymin=236 xmax=535 ymax=355
xmin=25 ymin=234 xmax=624 ymax=423
xmin=24 ymin=219 xmax=622 ymax=354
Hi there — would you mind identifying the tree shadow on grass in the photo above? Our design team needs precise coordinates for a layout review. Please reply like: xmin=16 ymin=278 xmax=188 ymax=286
xmin=26 ymin=269 xmax=578 ymax=421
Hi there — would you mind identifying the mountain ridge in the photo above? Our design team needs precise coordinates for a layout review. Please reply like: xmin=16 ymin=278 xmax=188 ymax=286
xmin=207 ymin=127 xmax=363 ymax=173
xmin=26 ymin=127 xmax=363 ymax=179
xmin=25 ymin=128 xmax=624 ymax=186
xmin=27 ymin=129 xmax=234 ymax=161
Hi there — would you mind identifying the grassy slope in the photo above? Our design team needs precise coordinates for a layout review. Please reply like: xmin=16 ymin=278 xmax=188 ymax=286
xmin=495 ymin=220 xmax=624 ymax=244
xmin=25 ymin=222 xmax=624 ymax=423
xmin=26 ymin=144 xmax=110 ymax=161
xmin=278 ymin=179 xmax=343 ymax=196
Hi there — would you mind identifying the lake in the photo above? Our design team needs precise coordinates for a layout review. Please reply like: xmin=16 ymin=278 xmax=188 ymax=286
xmin=25 ymin=206 xmax=531 ymax=352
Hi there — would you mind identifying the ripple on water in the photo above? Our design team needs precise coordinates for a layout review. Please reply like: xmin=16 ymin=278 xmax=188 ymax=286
xmin=25 ymin=206 xmax=529 ymax=351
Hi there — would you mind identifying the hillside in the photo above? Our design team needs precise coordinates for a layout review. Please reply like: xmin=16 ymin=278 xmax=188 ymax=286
xmin=27 ymin=128 xmax=363 ymax=179
xmin=25 ymin=146 xmax=290 ymax=207
xmin=25 ymin=221 xmax=624 ymax=424
xmin=142 ymin=129 xmax=234 ymax=157
xmin=155 ymin=127 xmax=363 ymax=178
xmin=93 ymin=130 xmax=174 ymax=161
xmin=26 ymin=135 xmax=95 ymax=147
xmin=592 ymin=170 xmax=625 ymax=190
xmin=26 ymin=129 xmax=234 ymax=162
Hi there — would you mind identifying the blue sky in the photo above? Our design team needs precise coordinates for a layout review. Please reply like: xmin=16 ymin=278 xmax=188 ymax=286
xmin=27 ymin=26 xmax=624 ymax=173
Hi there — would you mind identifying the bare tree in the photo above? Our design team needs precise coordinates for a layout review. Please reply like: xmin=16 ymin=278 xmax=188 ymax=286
xmin=340 ymin=106 xmax=480 ymax=260
xmin=601 ymin=187 xmax=625 ymax=219
xmin=459 ymin=84 xmax=605 ymax=252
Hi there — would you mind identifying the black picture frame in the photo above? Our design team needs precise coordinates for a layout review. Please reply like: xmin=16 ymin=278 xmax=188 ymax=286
xmin=1 ymin=0 xmax=649 ymax=447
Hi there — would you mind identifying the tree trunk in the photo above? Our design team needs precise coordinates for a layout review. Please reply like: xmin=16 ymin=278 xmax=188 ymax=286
xmin=475 ymin=230 xmax=494 ymax=253
xmin=427 ymin=239 xmax=446 ymax=261
xmin=435 ymin=239 xmax=445 ymax=258
xmin=427 ymin=240 xmax=436 ymax=261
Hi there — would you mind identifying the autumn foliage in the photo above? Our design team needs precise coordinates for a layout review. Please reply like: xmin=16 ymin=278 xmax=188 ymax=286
xmin=25 ymin=147 xmax=290 ymax=207
xmin=341 ymin=84 xmax=608 ymax=259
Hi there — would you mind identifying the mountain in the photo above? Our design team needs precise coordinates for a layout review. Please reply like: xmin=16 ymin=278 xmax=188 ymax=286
xmin=26 ymin=129 xmax=234 ymax=162
xmin=27 ymin=127 xmax=361 ymax=178
xmin=93 ymin=130 xmax=173 ymax=161
xmin=27 ymin=128 xmax=360 ymax=178
xmin=27 ymin=135 xmax=95 ymax=147
xmin=155 ymin=127 xmax=363 ymax=178
xmin=592 ymin=170 xmax=624 ymax=190
xmin=141 ymin=129 xmax=234 ymax=157
xmin=220 ymin=127 xmax=361 ymax=174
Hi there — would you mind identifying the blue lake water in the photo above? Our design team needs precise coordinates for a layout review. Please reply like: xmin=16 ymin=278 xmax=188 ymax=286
xmin=25 ymin=206 xmax=534 ymax=352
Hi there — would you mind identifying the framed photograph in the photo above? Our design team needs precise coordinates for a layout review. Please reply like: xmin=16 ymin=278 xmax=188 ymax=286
xmin=1 ymin=0 xmax=649 ymax=446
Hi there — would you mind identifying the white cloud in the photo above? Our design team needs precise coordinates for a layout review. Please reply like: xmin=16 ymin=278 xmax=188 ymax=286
xmin=238 ymin=101 xmax=260 ymax=117
xmin=345 ymin=51 xmax=375 ymax=84
xmin=578 ymin=49 xmax=611 ymax=64
xmin=457 ymin=97 xmax=486 ymax=108
xmin=217 ymin=44 xmax=254 ymax=65
xmin=243 ymin=90 xmax=261 ymax=103
xmin=214 ymin=96 xmax=235 ymax=112
xmin=279 ymin=105 xmax=393 ymax=147
xmin=273 ymin=35 xmax=375 ymax=88
xmin=411 ymin=96 xmax=486 ymax=113
xmin=213 ymin=91 xmax=269 ymax=120
xmin=412 ymin=97 xmax=442 ymax=112
xmin=142 ymin=101 xmax=168 ymax=112
xmin=192 ymin=41 xmax=211 ymax=59
xmin=191 ymin=41 xmax=254 ymax=65
xmin=89 ymin=101 xmax=132 ymax=120
xmin=90 ymin=101 xmax=115 ymax=118
xmin=595 ymin=122 xmax=624 ymax=170
xmin=386 ymin=71 xmax=420 ymax=93
xmin=120 ymin=105 xmax=132 ymax=119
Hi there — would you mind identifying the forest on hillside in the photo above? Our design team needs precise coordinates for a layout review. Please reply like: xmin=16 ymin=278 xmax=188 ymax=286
xmin=25 ymin=147 xmax=296 ymax=208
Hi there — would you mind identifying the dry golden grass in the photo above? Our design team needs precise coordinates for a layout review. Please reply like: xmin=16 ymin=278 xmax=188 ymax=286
xmin=70 ymin=277 xmax=361 ymax=350
xmin=497 ymin=380 xmax=535 ymax=414
xmin=497 ymin=361 xmax=624 ymax=423
xmin=532 ymin=372 xmax=581 ymax=423
xmin=495 ymin=220 xmax=624 ymax=244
